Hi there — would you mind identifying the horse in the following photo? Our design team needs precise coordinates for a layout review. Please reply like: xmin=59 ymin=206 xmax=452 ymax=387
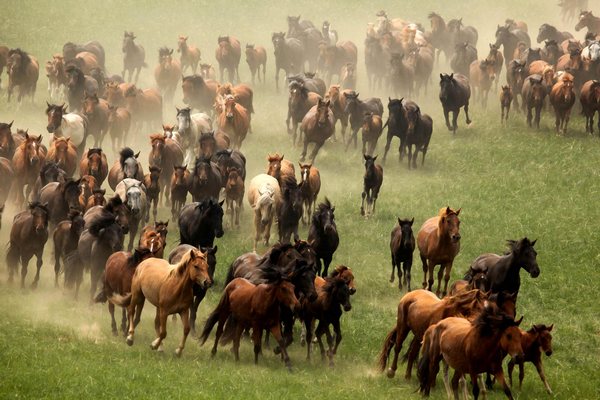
xmin=409 ymin=45 xmax=435 ymax=97
xmin=176 ymin=106 xmax=212 ymax=168
xmin=287 ymin=80 xmax=322 ymax=145
xmin=580 ymin=80 xmax=600 ymax=134
xmin=484 ymin=44 xmax=504 ymax=90
xmin=266 ymin=153 xmax=296 ymax=188
xmin=77 ymin=173 xmax=97 ymax=210
xmin=122 ymin=31 xmax=146 ymax=83
xmin=344 ymin=91 xmax=383 ymax=151
xmin=537 ymin=23 xmax=573 ymax=45
xmin=154 ymin=47 xmax=181 ymax=105
xmin=6 ymin=202 xmax=50 ymax=288
xmin=439 ymin=73 xmax=472 ymax=134
xmin=465 ymin=238 xmax=539 ymax=297
xmin=417 ymin=207 xmax=462 ymax=297
xmin=216 ymin=95 xmax=249 ymax=150
xmin=450 ymin=42 xmax=477 ymax=78
xmin=378 ymin=289 xmax=486 ymax=381
xmin=170 ymin=165 xmax=189 ymax=221
xmin=181 ymin=75 xmax=218 ymax=113
xmin=541 ymin=40 xmax=563 ymax=66
xmin=248 ymin=174 xmax=281 ymax=252
xmin=216 ymin=36 xmax=241 ymax=83
xmin=144 ymin=166 xmax=161 ymax=223
xmin=447 ymin=18 xmax=478 ymax=49
xmin=45 ymin=103 xmax=87 ymax=154
xmin=200 ymin=273 xmax=299 ymax=370
xmin=216 ymin=82 xmax=255 ymax=117
xmin=189 ymin=157 xmax=222 ymax=202
xmin=318 ymin=41 xmax=358 ymax=84
xmin=107 ymin=105 xmax=131 ymax=153
xmin=82 ymin=93 xmax=109 ymax=147
xmin=124 ymin=85 xmax=163 ymax=133
xmin=550 ymin=75 xmax=576 ymax=134
xmin=108 ymin=147 xmax=144 ymax=190
xmin=115 ymin=178 xmax=147 ymax=252
xmin=178 ymin=198 xmax=224 ymax=248
xmin=79 ymin=148 xmax=108 ymax=186
xmin=521 ymin=74 xmax=547 ymax=129
xmin=340 ymin=62 xmax=357 ymax=90
xmin=469 ymin=59 xmax=496 ymax=108
xmin=45 ymin=54 xmax=68 ymax=101
xmin=52 ymin=210 xmax=85 ymax=287
xmin=500 ymin=85 xmax=514 ymax=124
xmin=64 ymin=64 xmax=98 ymax=112
xmin=389 ymin=52 xmax=415 ymax=98
xmin=6 ymin=48 xmax=39 ymax=103
xmin=278 ymin=182 xmax=303 ymax=244
xmin=245 ymin=44 xmax=267 ymax=85
xmin=404 ymin=104 xmax=433 ymax=169
xmin=0 ymin=157 xmax=14 ymax=226
xmin=308 ymin=198 xmax=339 ymax=277
xmin=390 ymin=217 xmax=415 ymax=291
xmin=47 ymin=136 xmax=77 ymax=177
xmin=300 ymin=275 xmax=352 ymax=366
xmin=495 ymin=25 xmax=532 ymax=68
xmin=507 ymin=324 xmax=554 ymax=394
xmin=0 ymin=121 xmax=18 ymax=159
xmin=86 ymin=188 xmax=106 ymax=211
xmin=575 ymin=11 xmax=600 ymax=35
xmin=427 ymin=12 xmax=453 ymax=62
xmin=365 ymin=36 xmax=386 ymax=90
xmin=507 ymin=60 xmax=528 ymax=110
xmin=272 ymin=32 xmax=304 ymax=91
xmin=361 ymin=155 xmax=383 ymax=216
xmin=325 ymin=85 xmax=350 ymax=141
xmin=104 ymin=81 xmax=130 ymax=107
xmin=288 ymin=73 xmax=327 ymax=97
xmin=30 ymin=159 xmax=66 ymax=202
xmin=148 ymin=133 xmax=183 ymax=205
xmin=38 ymin=178 xmax=82 ymax=227
xmin=225 ymin=167 xmax=244 ymax=228
xmin=199 ymin=63 xmax=217 ymax=80
xmin=122 ymin=248 xmax=211 ymax=356
xmin=214 ymin=149 xmax=246 ymax=183
xmin=298 ymin=163 xmax=320 ymax=225
xmin=63 ymin=41 xmax=105 ymax=69
xmin=417 ymin=303 xmax=524 ymax=400
xmin=321 ymin=21 xmax=338 ymax=45
xmin=300 ymin=99 xmax=335 ymax=163
xmin=382 ymin=97 xmax=409 ymax=164
xmin=10 ymin=132 xmax=46 ymax=207
xmin=177 ymin=36 xmax=201 ymax=74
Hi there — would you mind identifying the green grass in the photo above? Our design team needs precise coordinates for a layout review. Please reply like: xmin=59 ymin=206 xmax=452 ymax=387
xmin=1 ymin=1 xmax=600 ymax=399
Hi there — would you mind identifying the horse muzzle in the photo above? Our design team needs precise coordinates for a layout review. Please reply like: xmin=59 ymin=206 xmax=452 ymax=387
xmin=349 ymin=287 xmax=357 ymax=295
xmin=452 ymin=234 xmax=461 ymax=242
xmin=325 ymin=224 xmax=336 ymax=234
xmin=545 ymin=350 xmax=553 ymax=357
xmin=530 ymin=268 xmax=540 ymax=278
xmin=344 ymin=303 xmax=352 ymax=312
xmin=47 ymin=125 xmax=55 ymax=133
xmin=226 ymin=113 xmax=234 ymax=120
xmin=215 ymin=228 xmax=224 ymax=238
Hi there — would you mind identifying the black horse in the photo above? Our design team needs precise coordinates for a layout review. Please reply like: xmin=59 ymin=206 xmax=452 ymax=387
xmin=404 ymin=104 xmax=433 ymax=169
xmin=439 ymin=73 xmax=472 ymax=134
xmin=382 ymin=98 xmax=409 ymax=164
xmin=308 ymin=198 xmax=339 ymax=277
xmin=389 ymin=217 xmax=415 ymax=291
xmin=278 ymin=184 xmax=303 ymax=244
xmin=178 ymin=198 xmax=224 ymax=247
xmin=465 ymin=237 xmax=540 ymax=296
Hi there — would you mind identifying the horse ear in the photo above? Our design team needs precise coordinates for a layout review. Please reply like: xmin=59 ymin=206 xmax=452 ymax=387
xmin=515 ymin=316 xmax=524 ymax=326
xmin=439 ymin=73 xmax=443 ymax=80
xmin=188 ymin=248 xmax=196 ymax=260
xmin=410 ymin=217 xmax=414 ymax=226
xmin=531 ymin=239 xmax=537 ymax=246
xmin=456 ymin=208 xmax=461 ymax=215
xmin=212 ymin=245 xmax=218 ymax=254
xmin=548 ymin=324 xmax=554 ymax=331
xmin=100 ymin=189 xmax=106 ymax=195
xmin=363 ymin=154 xmax=368 ymax=161
xmin=219 ymin=200 xmax=225 ymax=207
xmin=36 ymin=135 xmax=43 ymax=143
xmin=397 ymin=217 xmax=402 ymax=225
xmin=373 ymin=155 xmax=378 ymax=161
xmin=134 ymin=151 xmax=140 ymax=159
xmin=449 ymin=73 xmax=454 ymax=79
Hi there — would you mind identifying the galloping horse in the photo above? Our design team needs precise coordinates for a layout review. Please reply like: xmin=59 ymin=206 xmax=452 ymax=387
xmin=122 ymin=31 xmax=146 ymax=83
xmin=177 ymin=36 xmax=201 ymax=74
xmin=215 ymin=36 xmax=241 ymax=83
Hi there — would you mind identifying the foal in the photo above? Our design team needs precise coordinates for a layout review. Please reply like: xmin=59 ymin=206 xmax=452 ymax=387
xmin=508 ymin=324 xmax=554 ymax=394
xmin=360 ymin=154 xmax=383 ymax=216
xmin=390 ymin=217 xmax=415 ymax=291
xmin=500 ymin=85 xmax=513 ymax=124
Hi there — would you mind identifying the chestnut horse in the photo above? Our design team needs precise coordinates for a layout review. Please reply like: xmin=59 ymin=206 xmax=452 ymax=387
xmin=216 ymin=36 xmax=241 ymax=83
xmin=362 ymin=112 xmax=383 ymax=156
xmin=266 ymin=153 xmax=296 ymax=188
xmin=200 ymin=273 xmax=300 ymax=370
xmin=144 ymin=166 xmax=161 ymax=223
xmin=178 ymin=36 xmax=201 ymax=74
xmin=79 ymin=148 xmax=108 ymax=185
xmin=11 ymin=133 xmax=46 ymax=206
xmin=549 ymin=75 xmax=576 ymax=134
xmin=245 ymin=44 xmax=267 ymax=85
xmin=225 ymin=167 xmax=244 ymax=228
xmin=508 ymin=324 xmax=554 ymax=394
xmin=217 ymin=94 xmax=249 ymax=150
xmin=148 ymin=133 xmax=183 ymax=204
xmin=86 ymin=188 xmax=106 ymax=211
xmin=122 ymin=31 xmax=146 ymax=83
xmin=300 ymin=99 xmax=335 ymax=163
xmin=500 ymin=85 xmax=513 ymax=124
xmin=417 ymin=207 xmax=461 ymax=297
xmin=580 ymin=79 xmax=600 ymax=134
xmin=47 ymin=136 xmax=77 ymax=177
xmin=154 ymin=47 xmax=181 ymax=104
xmin=298 ymin=163 xmax=320 ymax=225
xmin=107 ymin=105 xmax=131 ymax=153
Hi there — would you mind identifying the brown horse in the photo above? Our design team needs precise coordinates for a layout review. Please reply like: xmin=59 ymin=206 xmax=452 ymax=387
xmin=83 ymin=93 xmax=110 ymax=147
xmin=148 ymin=133 xmax=184 ymax=204
xmin=0 ymin=157 xmax=14 ymax=227
xmin=245 ymin=44 xmax=267 ymax=85
xmin=216 ymin=36 xmax=241 ymax=83
xmin=39 ymin=178 xmax=82 ymax=226
xmin=200 ymin=275 xmax=299 ymax=370
xmin=500 ymin=85 xmax=513 ymax=124
xmin=486 ymin=44 xmax=504 ymax=90
xmin=549 ymin=75 xmax=576 ymax=134
xmin=326 ymin=85 xmax=350 ymax=140
xmin=319 ymin=41 xmax=358 ymax=84
xmin=217 ymin=95 xmax=249 ymax=150
xmin=122 ymin=248 xmax=212 ymax=356
xmin=11 ymin=133 xmax=46 ymax=206
xmin=170 ymin=165 xmax=189 ymax=221
xmin=79 ymin=148 xmax=108 ymax=186
xmin=177 ymin=36 xmax=201 ymax=74
xmin=155 ymin=47 xmax=181 ymax=104
xmin=379 ymin=289 xmax=486 ymax=380
xmin=225 ymin=167 xmax=244 ymax=228
xmin=417 ymin=303 xmax=524 ymax=400
xmin=580 ymin=79 xmax=600 ymax=134
xmin=6 ymin=48 xmax=39 ymax=103
xmin=417 ymin=207 xmax=462 ymax=297
xmin=47 ymin=136 xmax=77 ymax=177
xmin=300 ymin=99 xmax=335 ymax=163
xmin=298 ymin=163 xmax=320 ymax=225
xmin=199 ymin=131 xmax=230 ymax=159
xmin=46 ymin=54 xmax=68 ymax=101
xmin=390 ymin=217 xmax=415 ymax=291
xmin=52 ymin=210 xmax=85 ymax=287
xmin=507 ymin=324 xmax=554 ymax=394
xmin=124 ymin=85 xmax=163 ymax=133
xmin=361 ymin=112 xmax=383 ymax=156
xmin=575 ymin=11 xmax=600 ymax=35
xmin=522 ymin=74 xmax=547 ymax=129
xmin=469 ymin=59 xmax=496 ymax=108
xmin=105 ymin=81 xmax=131 ymax=107
xmin=6 ymin=202 xmax=50 ymax=288
xmin=107 ymin=105 xmax=131 ymax=153
xmin=0 ymin=121 xmax=17 ymax=158
xmin=199 ymin=63 xmax=217 ymax=80
xmin=287 ymin=80 xmax=322 ymax=145
xmin=267 ymin=153 xmax=296 ymax=188
xmin=144 ymin=166 xmax=161 ymax=223
xmin=182 ymin=74 xmax=218 ymax=113
xmin=361 ymin=154 xmax=383 ymax=216
xmin=122 ymin=31 xmax=146 ymax=83
xmin=216 ymin=82 xmax=255 ymax=115
xmin=86 ymin=188 xmax=106 ymax=211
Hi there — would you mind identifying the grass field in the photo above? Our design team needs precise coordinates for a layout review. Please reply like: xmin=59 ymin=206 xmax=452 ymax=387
xmin=1 ymin=1 xmax=600 ymax=399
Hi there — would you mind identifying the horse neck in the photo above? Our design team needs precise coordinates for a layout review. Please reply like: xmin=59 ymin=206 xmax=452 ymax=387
xmin=469 ymin=321 xmax=506 ymax=362
xmin=170 ymin=264 xmax=195 ymax=300
xmin=252 ymin=284 xmax=281 ymax=318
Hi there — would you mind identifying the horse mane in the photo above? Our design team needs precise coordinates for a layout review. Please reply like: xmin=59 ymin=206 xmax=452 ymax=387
xmin=39 ymin=160 xmax=59 ymax=179
xmin=8 ymin=48 xmax=32 ymax=75
xmin=119 ymin=147 xmax=135 ymax=169
xmin=438 ymin=206 xmax=459 ymax=217
xmin=87 ymin=147 xmax=102 ymax=157
xmin=149 ymin=133 xmax=165 ymax=142
xmin=87 ymin=208 xmax=118 ymax=236
xmin=473 ymin=303 xmax=517 ymax=337
xmin=62 ymin=178 xmax=80 ymax=194
xmin=183 ymin=75 xmax=206 ymax=89
xmin=104 ymin=195 xmax=124 ymax=214
xmin=28 ymin=201 xmax=50 ymax=215
xmin=158 ymin=47 xmax=171 ymax=57
xmin=130 ymin=247 xmax=153 ymax=267
xmin=331 ymin=264 xmax=352 ymax=278
xmin=174 ymin=248 xmax=206 ymax=276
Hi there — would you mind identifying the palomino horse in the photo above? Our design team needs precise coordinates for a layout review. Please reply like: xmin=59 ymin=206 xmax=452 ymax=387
xmin=177 ymin=36 xmax=201 ymax=74
xmin=417 ymin=207 xmax=462 ymax=297
xmin=154 ymin=47 xmax=181 ymax=105
xmin=6 ymin=202 xmax=50 ymax=288
xmin=47 ymin=136 xmax=77 ymax=177
xmin=361 ymin=154 xmax=383 ymax=216
xmin=245 ymin=44 xmax=267 ymax=85
xmin=122 ymin=31 xmax=146 ymax=83
xmin=308 ymin=197 xmax=339 ymax=277
xmin=298 ymin=163 xmax=320 ymax=225
xmin=247 ymin=173 xmax=281 ymax=252
xmin=6 ymin=48 xmax=39 ymax=103
xmin=122 ymin=248 xmax=212 ymax=356
xmin=45 ymin=103 xmax=87 ymax=154
xmin=300 ymin=99 xmax=335 ymax=163
xmin=217 ymin=94 xmax=249 ymax=150
xmin=200 ymin=272 xmax=299 ymax=370
xmin=216 ymin=36 xmax=241 ymax=83
xmin=390 ymin=217 xmax=415 ymax=291
xmin=79 ymin=148 xmax=108 ymax=186
xmin=11 ymin=132 xmax=46 ymax=206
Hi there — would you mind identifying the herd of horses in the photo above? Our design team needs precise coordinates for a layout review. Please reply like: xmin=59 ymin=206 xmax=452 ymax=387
xmin=3 ymin=4 xmax=595 ymax=398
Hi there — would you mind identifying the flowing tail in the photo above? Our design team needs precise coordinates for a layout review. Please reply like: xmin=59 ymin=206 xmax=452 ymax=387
xmin=417 ymin=327 xmax=440 ymax=396
xmin=6 ymin=242 xmax=19 ymax=276
xmin=378 ymin=326 xmax=397 ymax=372
xmin=107 ymin=293 xmax=132 ymax=307
xmin=199 ymin=289 xmax=231 ymax=346
xmin=63 ymin=251 xmax=83 ymax=289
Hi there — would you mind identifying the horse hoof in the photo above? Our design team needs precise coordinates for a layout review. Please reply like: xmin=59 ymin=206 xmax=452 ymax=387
xmin=300 ymin=338 xmax=306 ymax=347
xmin=112 ymin=330 xmax=118 ymax=337
xmin=273 ymin=346 xmax=282 ymax=355
xmin=175 ymin=348 xmax=182 ymax=357
xmin=126 ymin=336 xmax=134 ymax=346
xmin=386 ymin=369 xmax=396 ymax=379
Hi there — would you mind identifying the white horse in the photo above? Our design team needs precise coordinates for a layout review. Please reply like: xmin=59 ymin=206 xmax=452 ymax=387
xmin=582 ymin=40 xmax=600 ymax=63
xmin=115 ymin=178 xmax=147 ymax=252
xmin=176 ymin=107 xmax=212 ymax=170
xmin=247 ymin=174 xmax=281 ymax=252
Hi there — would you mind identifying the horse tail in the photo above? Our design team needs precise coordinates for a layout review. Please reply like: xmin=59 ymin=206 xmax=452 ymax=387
xmin=63 ymin=250 xmax=83 ymax=289
xmin=417 ymin=326 xmax=440 ymax=396
xmin=377 ymin=326 xmax=397 ymax=372
xmin=107 ymin=293 xmax=132 ymax=307
xmin=199 ymin=290 xmax=230 ymax=346
xmin=382 ymin=118 xmax=389 ymax=130
xmin=223 ymin=264 xmax=236 ymax=288
xmin=6 ymin=242 xmax=19 ymax=274
xmin=94 ymin=289 xmax=108 ymax=303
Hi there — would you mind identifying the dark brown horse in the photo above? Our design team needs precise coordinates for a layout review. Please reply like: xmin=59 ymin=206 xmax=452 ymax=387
xmin=580 ymin=79 xmax=600 ymax=134
xmin=31 ymin=160 xmax=66 ymax=202
xmin=148 ymin=133 xmax=184 ymax=204
xmin=500 ymin=85 xmax=514 ymax=124
xmin=308 ymin=198 xmax=339 ymax=277
xmin=216 ymin=36 xmax=241 ymax=83
xmin=178 ymin=36 xmax=201 ymax=74
xmin=170 ymin=165 xmax=189 ymax=221
xmin=344 ymin=91 xmax=384 ymax=150
xmin=300 ymin=99 xmax=335 ymax=163
xmin=522 ymin=74 xmax=547 ymax=129
xmin=272 ymin=32 xmax=304 ymax=91
xmin=287 ymin=80 xmax=322 ymax=145
xmin=404 ymin=104 xmax=433 ymax=169
xmin=298 ymin=163 xmax=320 ymax=225
xmin=439 ymin=73 xmax=471 ymax=134
xmin=143 ymin=166 xmax=161 ymax=223
xmin=361 ymin=154 xmax=383 ymax=216
xmin=38 ymin=178 xmax=82 ymax=226
xmin=189 ymin=157 xmax=222 ymax=202
xmin=245 ymin=44 xmax=267 ymax=85
xmin=495 ymin=25 xmax=532 ymax=68
xmin=390 ymin=217 xmax=415 ymax=291
xmin=181 ymin=74 xmax=218 ymax=113
xmin=7 ymin=202 xmax=50 ymax=288
xmin=225 ymin=167 xmax=244 ymax=228
xmin=79 ymin=148 xmax=108 ymax=186
xmin=575 ymin=11 xmax=600 ymax=35
xmin=82 ymin=93 xmax=109 ymax=147
xmin=11 ymin=132 xmax=46 ymax=206
xmin=64 ymin=65 xmax=98 ymax=112
xmin=417 ymin=207 xmax=462 ymax=297
xmin=122 ymin=31 xmax=146 ymax=83
xmin=52 ymin=210 xmax=85 ymax=287
xmin=6 ymin=48 xmax=39 ymax=103
xmin=450 ymin=42 xmax=478 ymax=78
xmin=0 ymin=121 xmax=17 ymax=159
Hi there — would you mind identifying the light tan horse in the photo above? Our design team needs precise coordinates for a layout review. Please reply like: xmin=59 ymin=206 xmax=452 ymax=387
xmin=216 ymin=94 xmax=249 ymax=150
xmin=121 ymin=248 xmax=212 ymax=356
xmin=417 ymin=207 xmax=461 ymax=297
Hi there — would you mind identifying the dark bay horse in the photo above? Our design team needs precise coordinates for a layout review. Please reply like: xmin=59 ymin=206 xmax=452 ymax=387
xmin=521 ymin=74 xmax=547 ymax=129
xmin=6 ymin=48 xmax=39 ymax=104
xmin=170 ymin=165 xmax=189 ymax=221
xmin=122 ymin=31 xmax=146 ymax=83
xmin=272 ymin=32 xmax=304 ymax=91
xmin=439 ymin=73 xmax=471 ymax=134
xmin=277 ymin=183 xmax=303 ymax=244
xmin=361 ymin=154 xmax=383 ymax=216
xmin=405 ymin=104 xmax=432 ymax=169
xmin=178 ymin=199 xmax=224 ymax=248
xmin=287 ymin=80 xmax=322 ymax=144
xmin=216 ymin=36 xmax=241 ymax=83
xmin=308 ymin=198 xmax=339 ymax=277
xmin=38 ymin=178 xmax=82 ymax=226
xmin=52 ymin=210 xmax=85 ymax=287
xmin=299 ymin=99 xmax=335 ymax=163
xmin=6 ymin=202 xmax=50 ymax=288
xmin=390 ymin=217 xmax=415 ymax=291
xmin=495 ymin=25 xmax=531 ymax=68
xmin=143 ymin=166 xmax=161 ymax=222
xmin=417 ymin=207 xmax=461 ymax=297
xmin=580 ymin=80 xmax=600 ymax=134
xmin=64 ymin=65 xmax=98 ymax=112
xmin=189 ymin=157 xmax=222 ymax=202
xmin=382 ymin=97 xmax=409 ymax=164
xmin=344 ymin=91 xmax=383 ymax=151
xmin=63 ymin=41 xmax=105 ymax=68
xmin=537 ymin=23 xmax=573 ymax=44
xmin=79 ymin=148 xmax=108 ymax=186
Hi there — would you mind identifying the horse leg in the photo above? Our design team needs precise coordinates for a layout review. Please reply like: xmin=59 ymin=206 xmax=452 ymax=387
xmin=527 ymin=106 xmax=533 ymax=127
xmin=304 ymin=319 xmax=313 ymax=361
xmin=535 ymin=360 xmax=552 ymax=394
xmin=108 ymin=302 xmax=118 ymax=336
xmin=404 ymin=255 xmax=413 ymax=291
xmin=299 ymin=136 xmax=308 ymax=162
xmin=444 ymin=107 xmax=452 ymax=131
xmin=361 ymin=190 xmax=366 ymax=216
xmin=471 ymin=373 xmax=481 ymax=400
xmin=322 ymin=254 xmax=333 ymax=277
xmin=390 ymin=254 xmax=396 ymax=284
xmin=442 ymin=362 xmax=452 ymax=399
xmin=175 ymin=309 xmax=190 ymax=357
xmin=309 ymin=142 xmax=323 ymax=163
xmin=271 ymin=324 xmax=292 ymax=371
xmin=405 ymin=335 xmax=421 ymax=379
xmin=151 ymin=308 xmax=168 ymax=352
xmin=535 ymin=105 xmax=542 ymax=129
xmin=435 ymin=264 xmax=445 ymax=297
xmin=407 ymin=144 xmax=413 ymax=170
xmin=315 ymin=322 xmax=327 ymax=362
xmin=382 ymin=133 xmax=393 ymax=165
xmin=331 ymin=319 xmax=342 ymax=366
xmin=494 ymin=370 xmax=513 ymax=400
xmin=54 ymin=250 xmax=61 ymax=288
xmin=121 ymin=308 xmax=127 ymax=336
xmin=441 ymin=262 xmax=452 ymax=297
xmin=20 ymin=253 xmax=33 ymax=289
xmin=420 ymin=254 xmax=428 ymax=289
xmin=450 ymin=369 xmax=461 ymax=400
xmin=387 ymin=326 xmax=409 ymax=379
xmin=190 ymin=295 xmax=202 ymax=336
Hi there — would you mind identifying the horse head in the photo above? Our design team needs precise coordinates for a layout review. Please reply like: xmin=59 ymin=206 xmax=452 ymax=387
xmin=531 ymin=324 xmax=554 ymax=357
xmin=122 ymin=31 xmax=136 ymax=52
xmin=257 ymin=185 xmax=276 ymax=226
xmin=439 ymin=73 xmax=456 ymax=102
xmin=398 ymin=217 xmax=415 ymax=249
xmin=508 ymin=237 xmax=539 ymax=278
xmin=149 ymin=133 xmax=166 ymax=166
xmin=267 ymin=153 xmax=284 ymax=179
xmin=148 ymin=166 xmax=162 ymax=190
xmin=22 ymin=132 xmax=44 ymax=166
xmin=439 ymin=206 xmax=461 ymax=243
xmin=125 ymin=182 xmax=144 ymax=216
xmin=315 ymin=197 xmax=336 ymax=234
xmin=176 ymin=106 xmax=192 ymax=135
xmin=63 ymin=178 xmax=83 ymax=212
xmin=29 ymin=201 xmax=50 ymax=233
xmin=46 ymin=103 xmax=66 ymax=133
